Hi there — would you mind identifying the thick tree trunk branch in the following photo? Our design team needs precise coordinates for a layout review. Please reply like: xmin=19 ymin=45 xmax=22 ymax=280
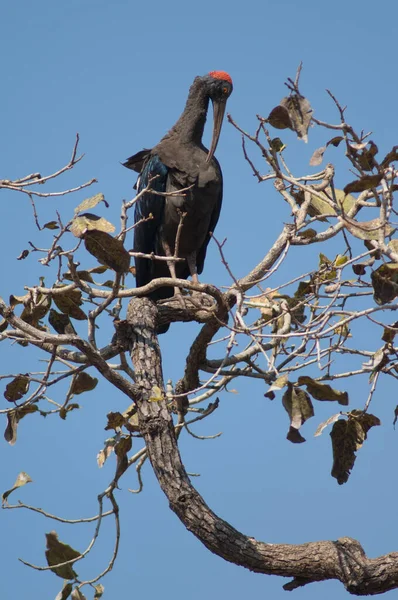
xmin=126 ymin=297 xmax=398 ymax=596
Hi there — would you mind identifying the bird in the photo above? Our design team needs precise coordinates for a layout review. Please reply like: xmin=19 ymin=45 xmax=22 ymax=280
xmin=123 ymin=71 xmax=233 ymax=330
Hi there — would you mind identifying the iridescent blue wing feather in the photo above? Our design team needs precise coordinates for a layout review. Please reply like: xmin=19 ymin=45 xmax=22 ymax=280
xmin=127 ymin=153 xmax=168 ymax=289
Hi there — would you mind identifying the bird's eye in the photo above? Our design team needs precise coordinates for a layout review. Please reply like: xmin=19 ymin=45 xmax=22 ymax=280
xmin=223 ymin=87 xmax=228 ymax=94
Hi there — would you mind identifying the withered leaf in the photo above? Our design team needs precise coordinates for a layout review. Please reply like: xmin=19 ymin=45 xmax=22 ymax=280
xmin=280 ymin=95 xmax=313 ymax=142
xmin=265 ymin=375 xmax=289 ymax=400
xmin=381 ymin=321 xmax=398 ymax=344
xmin=4 ymin=406 xmax=38 ymax=445
xmin=70 ymin=372 xmax=98 ymax=396
xmin=55 ymin=582 xmax=73 ymax=600
xmin=114 ymin=435 xmax=132 ymax=459
xmin=71 ymin=588 xmax=87 ymax=600
xmin=297 ymin=376 xmax=349 ymax=405
xmin=21 ymin=295 xmax=51 ymax=327
xmin=357 ymin=142 xmax=378 ymax=171
xmin=4 ymin=412 xmax=18 ymax=445
xmin=63 ymin=264 xmax=108 ymax=283
xmin=309 ymin=137 xmax=344 ymax=166
xmin=70 ymin=213 xmax=115 ymax=238
xmin=53 ymin=288 xmax=87 ymax=321
xmin=287 ymin=427 xmax=306 ymax=444
xmin=2 ymin=471 xmax=32 ymax=505
xmin=297 ymin=228 xmax=317 ymax=240
xmin=352 ymin=264 xmax=367 ymax=276
xmin=314 ymin=413 xmax=341 ymax=437
xmin=17 ymin=249 xmax=29 ymax=260
xmin=49 ymin=309 xmax=76 ymax=334
xmin=394 ymin=406 xmax=398 ymax=429
xmin=270 ymin=137 xmax=285 ymax=152
xmin=105 ymin=411 xmax=126 ymax=431
xmin=43 ymin=221 xmax=59 ymax=230
xmin=309 ymin=146 xmax=326 ymax=166
xmin=114 ymin=436 xmax=132 ymax=481
xmin=266 ymin=105 xmax=292 ymax=130
xmin=330 ymin=411 xmax=380 ymax=484
xmin=330 ymin=418 xmax=360 ymax=485
xmin=74 ymin=193 xmax=108 ymax=215
xmin=84 ymin=230 xmax=130 ymax=273
xmin=4 ymin=374 xmax=30 ymax=402
xmin=380 ymin=146 xmax=398 ymax=168
xmin=97 ymin=436 xmax=118 ymax=468
xmin=343 ymin=174 xmax=383 ymax=195
xmin=328 ymin=136 xmax=344 ymax=147
xmin=282 ymin=383 xmax=314 ymax=443
xmin=342 ymin=216 xmax=393 ymax=241
xmin=94 ymin=584 xmax=105 ymax=599
xmin=363 ymin=347 xmax=389 ymax=381
xmin=59 ymin=403 xmax=80 ymax=420
xmin=371 ymin=262 xmax=398 ymax=304
xmin=45 ymin=531 xmax=81 ymax=580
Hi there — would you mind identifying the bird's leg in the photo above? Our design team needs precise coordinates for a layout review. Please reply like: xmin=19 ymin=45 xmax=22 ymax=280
xmin=162 ymin=239 xmax=185 ymax=304
xmin=187 ymin=252 xmax=199 ymax=286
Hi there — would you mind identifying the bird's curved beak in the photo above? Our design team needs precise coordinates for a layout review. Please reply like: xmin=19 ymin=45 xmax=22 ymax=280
xmin=206 ymin=99 xmax=227 ymax=164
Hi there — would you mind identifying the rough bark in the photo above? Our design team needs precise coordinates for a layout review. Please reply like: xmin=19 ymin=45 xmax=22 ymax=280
xmin=126 ymin=296 xmax=398 ymax=596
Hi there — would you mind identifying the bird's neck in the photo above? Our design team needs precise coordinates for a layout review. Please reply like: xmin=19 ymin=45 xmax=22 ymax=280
xmin=168 ymin=78 xmax=209 ymax=145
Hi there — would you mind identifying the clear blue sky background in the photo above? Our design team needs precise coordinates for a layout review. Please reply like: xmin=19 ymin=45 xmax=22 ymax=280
xmin=2 ymin=1 xmax=398 ymax=598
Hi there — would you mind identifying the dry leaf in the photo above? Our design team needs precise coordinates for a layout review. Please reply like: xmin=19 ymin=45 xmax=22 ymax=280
xmin=298 ymin=376 xmax=349 ymax=405
xmin=2 ymin=471 xmax=32 ymax=504
xmin=282 ymin=383 xmax=314 ymax=443
xmin=45 ymin=531 xmax=81 ymax=580
xmin=84 ymin=230 xmax=130 ymax=273
xmin=74 ymin=193 xmax=108 ymax=215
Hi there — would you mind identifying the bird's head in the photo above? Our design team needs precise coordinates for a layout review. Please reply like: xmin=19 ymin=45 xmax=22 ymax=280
xmin=203 ymin=71 xmax=233 ymax=163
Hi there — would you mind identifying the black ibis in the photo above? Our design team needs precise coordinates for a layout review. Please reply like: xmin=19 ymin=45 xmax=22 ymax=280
xmin=123 ymin=71 xmax=233 ymax=326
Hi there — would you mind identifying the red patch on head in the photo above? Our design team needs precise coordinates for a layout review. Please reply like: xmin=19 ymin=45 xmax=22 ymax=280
xmin=209 ymin=71 xmax=233 ymax=85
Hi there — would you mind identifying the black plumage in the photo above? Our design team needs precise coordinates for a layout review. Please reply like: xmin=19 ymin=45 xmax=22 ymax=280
xmin=124 ymin=71 xmax=233 ymax=311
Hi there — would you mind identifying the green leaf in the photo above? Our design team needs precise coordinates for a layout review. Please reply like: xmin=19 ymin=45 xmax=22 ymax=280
xmin=74 ymin=193 xmax=108 ymax=215
xmin=84 ymin=230 xmax=130 ymax=273
xmin=2 ymin=471 xmax=32 ymax=505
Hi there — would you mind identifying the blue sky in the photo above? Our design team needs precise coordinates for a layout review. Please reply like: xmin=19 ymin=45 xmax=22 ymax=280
xmin=2 ymin=1 xmax=398 ymax=598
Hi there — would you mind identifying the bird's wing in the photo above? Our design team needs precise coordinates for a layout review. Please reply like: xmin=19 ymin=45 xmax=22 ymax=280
xmin=123 ymin=148 xmax=152 ymax=173
xmin=132 ymin=154 xmax=169 ymax=288
xmin=196 ymin=161 xmax=223 ymax=275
